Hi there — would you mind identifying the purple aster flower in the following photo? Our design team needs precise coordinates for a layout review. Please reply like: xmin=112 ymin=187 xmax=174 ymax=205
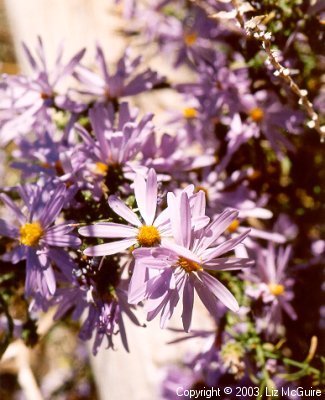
xmin=0 ymin=182 xmax=81 ymax=298
xmin=0 ymin=37 xmax=85 ymax=144
xmin=240 ymin=90 xmax=304 ymax=157
xmin=79 ymin=168 xmax=170 ymax=256
xmin=130 ymin=191 xmax=253 ymax=331
xmin=11 ymin=129 xmax=86 ymax=187
xmin=76 ymin=102 xmax=154 ymax=193
xmin=53 ymin=257 xmax=141 ymax=354
xmin=142 ymin=131 xmax=216 ymax=175
xmin=176 ymin=55 xmax=250 ymax=122
xmin=152 ymin=5 xmax=223 ymax=67
xmin=74 ymin=45 xmax=163 ymax=102
xmin=187 ymin=168 xmax=286 ymax=245
xmin=216 ymin=113 xmax=258 ymax=171
xmin=245 ymin=243 xmax=297 ymax=338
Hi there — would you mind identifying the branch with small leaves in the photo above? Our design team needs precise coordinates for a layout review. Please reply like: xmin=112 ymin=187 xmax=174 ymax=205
xmin=229 ymin=0 xmax=325 ymax=142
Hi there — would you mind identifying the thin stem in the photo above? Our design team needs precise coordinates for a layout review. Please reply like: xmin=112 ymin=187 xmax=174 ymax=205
xmin=230 ymin=0 xmax=324 ymax=141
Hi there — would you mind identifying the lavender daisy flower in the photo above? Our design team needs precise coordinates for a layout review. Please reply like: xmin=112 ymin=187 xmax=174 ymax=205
xmin=74 ymin=45 xmax=163 ymax=102
xmin=76 ymin=102 xmax=154 ymax=192
xmin=131 ymin=191 xmax=253 ymax=331
xmin=176 ymin=56 xmax=250 ymax=123
xmin=151 ymin=5 xmax=222 ymax=67
xmin=245 ymin=243 xmax=297 ymax=338
xmin=53 ymin=257 xmax=141 ymax=354
xmin=142 ymin=131 xmax=216 ymax=175
xmin=241 ymin=90 xmax=304 ymax=157
xmin=188 ymin=168 xmax=286 ymax=244
xmin=0 ymin=182 xmax=81 ymax=298
xmin=0 ymin=37 xmax=85 ymax=144
xmin=79 ymin=168 xmax=170 ymax=256
xmin=11 ymin=129 xmax=86 ymax=186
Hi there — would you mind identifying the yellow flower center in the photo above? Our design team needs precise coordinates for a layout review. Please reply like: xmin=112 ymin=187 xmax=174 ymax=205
xmin=95 ymin=162 xmax=108 ymax=175
xmin=227 ymin=219 xmax=240 ymax=233
xmin=249 ymin=107 xmax=264 ymax=122
xmin=183 ymin=107 xmax=198 ymax=119
xmin=268 ymin=283 xmax=285 ymax=296
xmin=137 ymin=225 xmax=161 ymax=247
xmin=184 ymin=32 xmax=198 ymax=46
xmin=176 ymin=256 xmax=203 ymax=273
xmin=19 ymin=222 xmax=44 ymax=247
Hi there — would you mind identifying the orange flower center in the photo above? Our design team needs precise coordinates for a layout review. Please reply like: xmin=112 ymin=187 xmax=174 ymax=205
xmin=184 ymin=32 xmax=198 ymax=46
xmin=137 ymin=225 xmax=161 ymax=247
xmin=95 ymin=162 xmax=109 ymax=175
xmin=183 ymin=107 xmax=198 ymax=119
xmin=249 ymin=107 xmax=264 ymax=122
xmin=227 ymin=219 xmax=240 ymax=233
xmin=268 ymin=283 xmax=285 ymax=296
xmin=19 ymin=222 xmax=43 ymax=247
xmin=176 ymin=256 xmax=203 ymax=273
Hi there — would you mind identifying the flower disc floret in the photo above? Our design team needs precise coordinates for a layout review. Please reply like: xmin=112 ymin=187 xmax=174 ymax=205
xmin=176 ymin=256 xmax=203 ymax=273
xmin=268 ymin=283 xmax=285 ymax=296
xmin=184 ymin=32 xmax=198 ymax=46
xmin=249 ymin=107 xmax=264 ymax=122
xmin=137 ymin=225 xmax=161 ymax=247
xmin=19 ymin=221 xmax=43 ymax=247
xmin=183 ymin=107 xmax=198 ymax=119
xmin=95 ymin=162 xmax=108 ymax=175
xmin=227 ymin=219 xmax=240 ymax=233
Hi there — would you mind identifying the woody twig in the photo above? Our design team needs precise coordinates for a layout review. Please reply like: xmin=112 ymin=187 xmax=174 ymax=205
xmin=230 ymin=0 xmax=325 ymax=141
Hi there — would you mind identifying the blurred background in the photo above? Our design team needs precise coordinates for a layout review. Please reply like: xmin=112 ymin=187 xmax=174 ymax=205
xmin=0 ymin=1 xmax=324 ymax=399
xmin=0 ymin=1 xmax=212 ymax=399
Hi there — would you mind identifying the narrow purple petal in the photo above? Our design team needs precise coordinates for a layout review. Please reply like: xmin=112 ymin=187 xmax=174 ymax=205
xmin=160 ymin=288 xmax=180 ymax=328
xmin=202 ymin=230 xmax=250 ymax=262
xmin=43 ymin=266 xmax=56 ymax=295
xmin=277 ymin=246 xmax=292 ymax=281
xmin=54 ymin=48 xmax=86 ymax=85
xmin=2 ymin=245 xmax=26 ymax=264
xmin=193 ymin=276 xmax=220 ymax=316
xmin=246 ymin=227 xmax=286 ymax=243
xmin=48 ymin=248 xmax=77 ymax=279
xmin=167 ymin=192 xmax=191 ymax=248
xmin=89 ymin=105 xmax=111 ymax=160
xmin=128 ymin=263 xmax=148 ymax=304
xmin=167 ymin=192 xmax=182 ymax=245
xmin=108 ymin=195 xmax=142 ymax=227
xmin=279 ymin=297 xmax=297 ymax=320
xmin=182 ymin=279 xmax=194 ymax=332
xmin=146 ymin=294 xmax=168 ymax=322
xmin=39 ymin=185 xmax=66 ymax=228
xmin=145 ymin=168 xmax=158 ymax=226
xmin=204 ymin=257 xmax=254 ymax=271
xmin=0 ymin=219 xmax=18 ymax=239
xmin=190 ymin=190 xmax=206 ymax=218
xmin=83 ymin=238 xmax=137 ymax=256
xmin=199 ymin=271 xmax=239 ymax=312
xmin=0 ymin=193 xmax=26 ymax=223
xmin=44 ymin=233 xmax=81 ymax=248
xmin=196 ymin=209 xmax=238 ymax=254
xmin=161 ymin=239 xmax=201 ymax=264
xmin=134 ymin=169 xmax=158 ymax=226
xmin=180 ymin=192 xmax=191 ymax=249
xmin=96 ymin=45 xmax=110 ymax=83
xmin=22 ymin=42 xmax=38 ymax=71
xmin=78 ymin=223 xmax=137 ymax=238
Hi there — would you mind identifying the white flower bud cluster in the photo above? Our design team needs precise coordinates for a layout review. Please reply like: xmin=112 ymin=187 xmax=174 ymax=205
xmin=252 ymin=30 xmax=271 ymax=41
xmin=307 ymin=113 xmax=320 ymax=129
xmin=273 ymin=67 xmax=290 ymax=77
